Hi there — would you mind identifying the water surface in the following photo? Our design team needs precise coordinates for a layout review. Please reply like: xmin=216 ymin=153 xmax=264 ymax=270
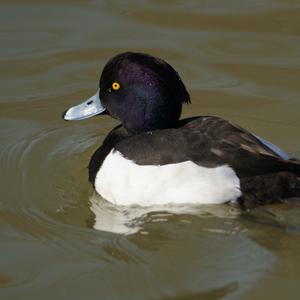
xmin=1 ymin=0 xmax=300 ymax=299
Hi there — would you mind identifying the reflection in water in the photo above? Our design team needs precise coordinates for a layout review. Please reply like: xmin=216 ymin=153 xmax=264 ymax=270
xmin=89 ymin=194 xmax=276 ymax=300
xmin=90 ymin=193 xmax=241 ymax=235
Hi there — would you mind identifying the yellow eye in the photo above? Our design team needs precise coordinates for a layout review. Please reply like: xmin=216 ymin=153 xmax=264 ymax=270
xmin=112 ymin=82 xmax=121 ymax=91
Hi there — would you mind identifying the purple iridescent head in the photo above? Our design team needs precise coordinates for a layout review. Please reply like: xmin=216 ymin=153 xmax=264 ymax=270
xmin=64 ymin=52 xmax=190 ymax=133
xmin=99 ymin=52 xmax=190 ymax=133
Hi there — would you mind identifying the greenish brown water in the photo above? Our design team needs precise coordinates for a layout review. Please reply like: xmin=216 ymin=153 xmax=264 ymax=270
xmin=1 ymin=0 xmax=300 ymax=299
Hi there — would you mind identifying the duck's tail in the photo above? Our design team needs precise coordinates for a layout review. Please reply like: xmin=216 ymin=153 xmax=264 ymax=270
xmin=285 ymin=157 xmax=300 ymax=175
xmin=240 ymin=169 xmax=300 ymax=209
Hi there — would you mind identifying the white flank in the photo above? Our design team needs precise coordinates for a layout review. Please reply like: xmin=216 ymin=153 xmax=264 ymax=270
xmin=95 ymin=150 xmax=241 ymax=206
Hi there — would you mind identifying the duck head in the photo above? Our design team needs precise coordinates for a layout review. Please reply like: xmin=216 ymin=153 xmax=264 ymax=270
xmin=63 ymin=52 xmax=190 ymax=133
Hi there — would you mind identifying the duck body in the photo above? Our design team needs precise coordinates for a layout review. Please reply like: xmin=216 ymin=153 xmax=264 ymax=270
xmin=64 ymin=52 xmax=300 ymax=208
xmin=89 ymin=117 xmax=242 ymax=206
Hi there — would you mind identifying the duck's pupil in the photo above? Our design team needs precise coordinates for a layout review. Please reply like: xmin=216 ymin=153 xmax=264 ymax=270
xmin=87 ymin=101 xmax=93 ymax=105
xmin=112 ymin=82 xmax=120 ymax=90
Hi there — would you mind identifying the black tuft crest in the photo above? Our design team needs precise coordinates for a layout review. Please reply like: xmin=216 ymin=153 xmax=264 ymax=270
xmin=100 ymin=52 xmax=190 ymax=104
xmin=98 ymin=52 xmax=191 ymax=133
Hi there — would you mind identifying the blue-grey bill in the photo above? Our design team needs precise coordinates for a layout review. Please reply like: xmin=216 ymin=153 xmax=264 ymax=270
xmin=63 ymin=89 xmax=106 ymax=121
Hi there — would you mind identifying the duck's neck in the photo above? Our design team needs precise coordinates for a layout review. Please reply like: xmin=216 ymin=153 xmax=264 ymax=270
xmin=88 ymin=125 xmax=132 ymax=184
xmin=88 ymin=117 xmax=183 ymax=184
